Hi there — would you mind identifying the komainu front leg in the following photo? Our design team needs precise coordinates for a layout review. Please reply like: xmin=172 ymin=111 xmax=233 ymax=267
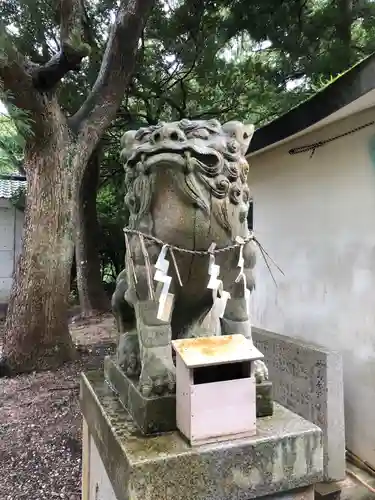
xmin=112 ymin=268 xmax=140 ymax=375
xmin=111 ymin=268 xmax=136 ymax=337
xmin=253 ymin=359 xmax=269 ymax=383
xmin=134 ymin=300 xmax=176 ymax=397
xmin=122 ymin=236 xmax=176 ymax=396
xmin=221 ymin=281 xmax=269 ymax=383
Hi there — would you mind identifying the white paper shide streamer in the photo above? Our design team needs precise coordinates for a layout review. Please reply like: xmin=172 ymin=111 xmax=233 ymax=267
xmin=207 ymin=243 xmax=231 ymax=319
xmin=154 ymin=245 xmax=174 ymax=322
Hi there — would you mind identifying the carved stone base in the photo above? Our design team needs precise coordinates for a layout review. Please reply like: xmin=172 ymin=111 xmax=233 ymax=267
xmin=105 ymin=355 xmax=274 ymax=435
xmin=104 ymin=356 xmax=176 ymax=434
xmin=256 ymin=381 xmax=274 ymax=417
xmin=81 ymin=370 xmax=323 ymax=500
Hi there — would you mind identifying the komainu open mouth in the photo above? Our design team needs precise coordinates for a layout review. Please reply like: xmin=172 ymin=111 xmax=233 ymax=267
xmin=127 ymin=144 xmax=222 ymax=173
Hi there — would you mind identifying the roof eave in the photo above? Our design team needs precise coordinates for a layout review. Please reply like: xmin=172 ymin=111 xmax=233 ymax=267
xmin=247 ymin=52 xmax=375 ymax=156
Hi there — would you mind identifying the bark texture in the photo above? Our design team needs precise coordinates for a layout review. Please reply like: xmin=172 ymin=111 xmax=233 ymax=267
xmin=0 ymin=0 xmax=155 ymax=374
xmin=76 ymin=149 xmax=110 ymax=316
xmin=4 ymin=102 xmax=76 ymax=371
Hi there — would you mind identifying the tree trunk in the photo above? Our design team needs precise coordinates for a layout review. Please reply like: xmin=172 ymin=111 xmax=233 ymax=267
xmin=335 ymin=0 xmax=352 ymax=71
xmin=71 ymin=252 xmax=77 ymax=290
xmin=75 ymin=148 xmax=110 ymax=316
xmin=0 ymin=0 xmax=156 ymax=375
xmin=3 ymin=105 xmax=76 ymax=373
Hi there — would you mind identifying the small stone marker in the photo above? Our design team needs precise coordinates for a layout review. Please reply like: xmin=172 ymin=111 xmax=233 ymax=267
xmin=172 ymin=334 xmax=264 ymax=446
xmin=252 ymin=327 xmax=345 ymax=482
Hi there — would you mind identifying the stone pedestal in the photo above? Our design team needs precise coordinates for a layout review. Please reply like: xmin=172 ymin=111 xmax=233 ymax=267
xmin=256 ymin=381 xmax=273 ymax=417
xmin=81 ymin=370 xmax=323 ymax=500
xmin=104 ymin=356 xmax=273 ymax=436
xmin=104 ymin=356 xmax=176 ymax=434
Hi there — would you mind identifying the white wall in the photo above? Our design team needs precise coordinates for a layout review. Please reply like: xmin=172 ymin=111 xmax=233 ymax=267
xmin=248 ymin=105 xmax=375 ymax=468
xmin=0 ymin=199 xmax=24 ymax=304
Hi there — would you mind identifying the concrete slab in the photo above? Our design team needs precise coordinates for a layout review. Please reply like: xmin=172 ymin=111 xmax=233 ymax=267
xmin=340 ymin=463 xmax=375 ymax=500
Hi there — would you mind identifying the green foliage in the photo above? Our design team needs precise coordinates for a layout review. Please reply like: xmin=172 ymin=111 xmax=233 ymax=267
xmin=0 ymin=110 xmax=26 ymax=210
xmin=121 ymin=0 xmax=309 ymax=127
xmin=2 ymin=0 xmax=374 ymax=130
xmin=9 ymin=184 xmax=26 ymax=211
xmin=220 ymin=0 xmax=375 ymax=87
xmin=0 ymin=109 xmax=25 ymax=173
xmin=97 ymin=182 xmax=127 ymax=280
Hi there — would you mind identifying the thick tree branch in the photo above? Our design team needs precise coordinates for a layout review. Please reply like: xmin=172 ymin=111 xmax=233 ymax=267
xmin=163 ymin=96 xmax=185 ymax=119
xmin=117 ymin=107 xmax=155 ymax=126
xmin=0 ymin=23 xmax=44 ymax=118
xmin=180 ymin=80 xmax=187 ymax=114
xmin=31 ymin=0 xmax=90 ymax=92
xmin=190 ymin=105 xmax=234 ymax=120
xmin=72 ymin=0 xmax=155 ymax=144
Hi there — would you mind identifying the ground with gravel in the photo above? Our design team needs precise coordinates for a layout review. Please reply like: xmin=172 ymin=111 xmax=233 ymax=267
xmin=0 ymin=314 xmax=117 ymax=500
xmin=2 ymin=315 xmax=375 ymax=500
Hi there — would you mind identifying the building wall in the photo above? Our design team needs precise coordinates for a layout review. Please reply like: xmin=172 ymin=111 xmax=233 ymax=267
xmin=248 ymin=105 xmax=375 ymax=468
xmin=0 ymin=199 xmax=24 ymax=311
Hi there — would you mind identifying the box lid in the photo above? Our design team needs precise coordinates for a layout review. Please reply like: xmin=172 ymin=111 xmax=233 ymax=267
xmin=172 ymin=334 xmax=264 ymax=368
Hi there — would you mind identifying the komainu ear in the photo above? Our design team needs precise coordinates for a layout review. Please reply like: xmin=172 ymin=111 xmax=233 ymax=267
xmin=222 ymin=121 xmax=255 ymax=155
xmin=120 ymin=130 xmax=137 ymax=161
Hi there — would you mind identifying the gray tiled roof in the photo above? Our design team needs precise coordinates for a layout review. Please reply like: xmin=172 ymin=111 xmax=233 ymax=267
xmin=0 ymin=176 xmax=26 ymax=199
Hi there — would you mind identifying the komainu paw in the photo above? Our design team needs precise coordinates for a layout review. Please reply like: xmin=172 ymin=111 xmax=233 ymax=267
xmin=254 ymin=359 xmax=269 ymax=383
xmin=139 ymin=350 xmax=176 ymax=397
xmin=117 ymin=331 xmax=140 ymax=377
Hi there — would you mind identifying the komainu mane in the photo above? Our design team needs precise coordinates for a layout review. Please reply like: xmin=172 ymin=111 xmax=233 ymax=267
xmin=112 ymin=118 xmax=268 ymax=397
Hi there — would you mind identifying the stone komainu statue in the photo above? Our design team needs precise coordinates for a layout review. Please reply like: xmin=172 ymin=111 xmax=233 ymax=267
xmin=112 ymin=118 xmax=268 ymax=397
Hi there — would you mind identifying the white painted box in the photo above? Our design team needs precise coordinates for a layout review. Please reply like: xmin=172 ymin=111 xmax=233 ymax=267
xmin=172 ymin=334 xmax=264 ymax=446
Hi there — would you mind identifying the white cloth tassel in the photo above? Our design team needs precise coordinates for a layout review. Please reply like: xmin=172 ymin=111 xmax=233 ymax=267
xmin=154 ymin=245 xmax=174 ymax=322
xmin=169 ymin=247 xmax=183 ymax=287
xmin=235 ymin=236 xmax=245 ymax=284
xmin=124 ymin=231 xmax=138 ymax=285
xmin=235 ymin=236 xmax=251 ymax=322
xmin=139 ymin=235 xmax=155 ymax=300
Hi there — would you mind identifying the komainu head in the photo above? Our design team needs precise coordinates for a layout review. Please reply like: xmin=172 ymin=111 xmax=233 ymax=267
xmin=120 ymin=118 xmax=255 ymax=233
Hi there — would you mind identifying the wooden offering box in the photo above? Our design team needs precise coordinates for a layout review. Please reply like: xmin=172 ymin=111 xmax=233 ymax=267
xmin=172 ymin=334 xmax=264 ymax=446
